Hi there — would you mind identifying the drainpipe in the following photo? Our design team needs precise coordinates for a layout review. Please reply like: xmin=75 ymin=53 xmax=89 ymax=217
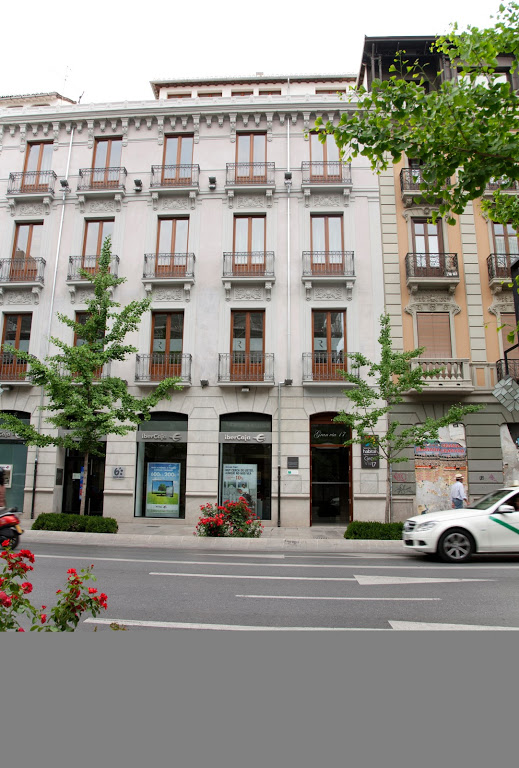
xmin=30 ymin=123 xmax=74 ymax=517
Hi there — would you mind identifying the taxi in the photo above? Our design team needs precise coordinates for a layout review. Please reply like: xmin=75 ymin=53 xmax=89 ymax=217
xmin=402 ymin=487 xmax=519 ymax=562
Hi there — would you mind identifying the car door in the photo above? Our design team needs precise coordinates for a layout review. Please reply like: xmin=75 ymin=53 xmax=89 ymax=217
xmin=488 ymin=492 xmax=519 ymax=551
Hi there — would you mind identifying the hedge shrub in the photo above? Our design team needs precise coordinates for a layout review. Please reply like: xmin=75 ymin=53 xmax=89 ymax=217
xmin=32 ymin=513 xmax=118 ymax=534
xmin=344 ymin=520 xmax=404 ymax=540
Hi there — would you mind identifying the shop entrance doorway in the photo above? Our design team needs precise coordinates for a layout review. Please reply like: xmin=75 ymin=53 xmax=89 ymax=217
xmin=310 ymin=413 xmax=351 ymax=525
xmin=62 ymin=446 xmax=106 ymax=515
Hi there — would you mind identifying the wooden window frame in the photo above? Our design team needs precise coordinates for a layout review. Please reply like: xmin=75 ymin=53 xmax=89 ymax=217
xmin=155 ymin=217 xmax=190 ymax=276
xmin=12 ymin=222 xmax=43 ymax=280
xmin=411 ymin=218 xmax=444 ymax=253
xmin=232 ymin=215 xmax=266 ymax=273
xmin=1 ymin=313 xmax=32 ymax=377
xmin=231 ymin=90 xmax=254 ymax=97
xmin=92 ymin=138 xmax=123 ymax=187
xmin=309 ymin=133 xmax=340 ymax=181
xmin=161 ymin=135 xmax=194 ymax=185
xmin=22 ymin=141 xmax=53 ymax=191
xmin=82 ymin=219 xmax=114 ymax=273
xmin=311 ymin=310 xmax=346 ymax=379
xmin=493 ymin=222 xmax=519 ymax=255
xmin=411 ymin=218 xmax=444 ymax=272
xmin=150 ymin=311 xmax=184 ymax=380
xmin=310 ymin=215 xmax=344 ymax=272
xmin=230 ymin=310 xmax=265 ymax=379
xmin=235 ymin=133 xmax=267 ymax=181
xmin=259 ymin=89 xmax=281 ymax=96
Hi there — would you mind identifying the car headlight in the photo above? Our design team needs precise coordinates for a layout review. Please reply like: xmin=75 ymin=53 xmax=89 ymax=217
xmin=415 ymin=521 xmax=438 ymax=532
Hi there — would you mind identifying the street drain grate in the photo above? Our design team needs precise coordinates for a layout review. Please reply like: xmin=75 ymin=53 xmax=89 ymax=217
xmin=146 ymin=525 xmax=161 ymax=528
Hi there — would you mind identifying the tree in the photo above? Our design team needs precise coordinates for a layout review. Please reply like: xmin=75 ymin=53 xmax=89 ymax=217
xmin=0 ymin=237 xmax=182 ymax=515
xmin=335 ymin=315 xmax=484 ymax=522
xmin=316 ymin=2 xmax=519 ymax=230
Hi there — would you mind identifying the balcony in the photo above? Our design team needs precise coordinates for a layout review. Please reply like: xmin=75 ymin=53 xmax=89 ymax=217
xmin=142 ymin=253 xmax=196 ymax=301
xmin=400 ymin=168 xmax=430 ymax=207
xmin=302 ymin=352 xmax=350 ymax=385
xmin=411 ymin=358 xmax=473 ymax=392
xmin=150 ymin=165 xmax=200 ymax=211
xmin=0 ymin=258 xmax=46 ymax=304
xmin=6 ymin=171 xmax=57 ymax=215
xmin=483 ymin=178 xmax=519 ymax=198
xmin=497 ymin=358 xmax=519 ymax=382
xmin=0 ymin=353 xmax=32 ymax=386
xmin=135 ymin=353 xmax=192 ymax=386
xmin=225 ymin=163 xmax=275 ymax=207
xmin=301 ymin=162 xmax=352 ymax=204
xmin=302 ymin=251 xmax=355 ymax=300
xmin=66 ymin=255 xmax=119 ymax=302
xmin=405 ymin=253 xmax=459 ymax=293
xmin=487 ymin=253 xmax=515 ymax=293
xmin=222 ymin=252 xmax=275 ymax=300
xmin=218 ymin=352 xmax=275 ymax=386
xmin=76 ymin=167 xmax=127 ymax=212
xmin=57 ymin=362 xmax=112 ymax=380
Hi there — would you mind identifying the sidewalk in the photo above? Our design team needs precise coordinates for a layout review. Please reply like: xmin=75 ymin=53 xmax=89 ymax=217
xmin=20 ymin=519 xmax=404 ymax=553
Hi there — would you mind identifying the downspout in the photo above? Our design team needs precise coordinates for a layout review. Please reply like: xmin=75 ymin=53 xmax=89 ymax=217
xmin=30 ymin=123 xmax=74 ymax=518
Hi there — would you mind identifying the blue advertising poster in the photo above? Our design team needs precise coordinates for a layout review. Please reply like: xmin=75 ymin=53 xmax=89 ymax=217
xmin=146 ymin=462 xmax=181 ymax=517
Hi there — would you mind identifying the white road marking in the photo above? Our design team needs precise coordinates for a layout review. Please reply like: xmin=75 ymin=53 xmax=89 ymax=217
xmin=84 ymin=618 xmax=389 ymax=631
xmin=389 ymin=620 xmax=519 ymax=631
xmin=236 ymin=594 xmax=441 ymax=601
xmin=149 ymin=572 xmax=356 ymax=581
xmin=33 ymin=554 xmax=519 ymax=570
xmin=354 ymin=575 xmax=494 ymax=585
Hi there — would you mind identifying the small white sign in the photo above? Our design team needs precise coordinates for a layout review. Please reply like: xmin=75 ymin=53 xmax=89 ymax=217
xmin=113 ymin=467 xmax=125 ymax=479
xmin=287 ymin=470 xmax=299 ymax=475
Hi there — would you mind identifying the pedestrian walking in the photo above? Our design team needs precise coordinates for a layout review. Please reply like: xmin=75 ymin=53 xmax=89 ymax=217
xmin=450 ymin=473 xmax=467 ymax=509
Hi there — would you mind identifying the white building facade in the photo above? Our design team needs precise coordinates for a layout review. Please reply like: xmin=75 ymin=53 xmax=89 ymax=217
xmin=0 ymin=76 xmax=387 ymax=527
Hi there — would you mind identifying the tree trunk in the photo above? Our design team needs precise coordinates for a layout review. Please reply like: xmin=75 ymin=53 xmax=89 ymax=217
xmin=79 ymin=451 xmax=89 ymax=516
xmin=385 ymin=459 xmax=391 ymax=524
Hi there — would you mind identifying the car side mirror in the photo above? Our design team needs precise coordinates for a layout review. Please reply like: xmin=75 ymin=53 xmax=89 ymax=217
xmin=497 ymin=504 xmax=515 ymax=513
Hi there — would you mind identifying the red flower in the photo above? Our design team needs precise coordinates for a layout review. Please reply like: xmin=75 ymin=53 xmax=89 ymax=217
xmin=17 ymin=628 xmax=25 ymax=632
xmin=56 ymin=589 xmax=62 ymax=594
xmin=21 ymin=582 xmax=33 ymax=594
xmin=40 ymin=614 xmax=47 ymax=624
xmin=88 ymin=587 xmax=97 ymax=594
xmin=19 ymin=550 xmax=35 ymax=563
xmin=1 ymin=539 xmax=10 ymax=547
xmin=0 ymin=590 xmax=11 ymax=607
xmin=67 ymin=568 xmax=77 ymax=575
xmin=41 ymin=605 xmax=46 ymax=610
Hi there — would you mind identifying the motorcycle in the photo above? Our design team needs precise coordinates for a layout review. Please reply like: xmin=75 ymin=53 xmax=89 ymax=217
xmin=0 ymin=507 xmax=23 ymax=550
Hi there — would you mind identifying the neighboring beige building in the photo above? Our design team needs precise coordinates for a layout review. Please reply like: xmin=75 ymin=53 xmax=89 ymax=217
xmin=357 ymin=37 xmax=519 ymax=518
xmin=0 ymin=75 xmax=388 ymax=527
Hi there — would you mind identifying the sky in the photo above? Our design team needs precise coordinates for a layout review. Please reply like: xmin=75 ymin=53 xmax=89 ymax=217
xmin=1 ymin=0 xmax=502 ymax=105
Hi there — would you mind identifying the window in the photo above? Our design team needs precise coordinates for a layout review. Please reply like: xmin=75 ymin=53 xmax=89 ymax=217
xmin=493 ymin=223 xmax=519 ymax=256
xmin=417 ymin=313 xmax=452 ymax=358
xmin=312 ymin=310 xmax=345 ymax=379
xmin=23 ymin=142 xmax=53 ymax=191
xmin=232 ymin=90 xmax=254 ymax=97
xmin=162 ymin=135 xmax=194 ymax=184
xmin=231 ymin=311 xmax=265 ymax=379
xmin=12 ymin=222 xmax=43 ymax=280
xmin=259 ymin=89 xmax=281 ymax=96
xmin=316 ymin=88 xmax=343 ymax=95
xmin=74 ymin=312 xmax=104 ymax=376
xmin=167 ymin=92 xmax=192 ymax=99
xmin=1 ymin=314 xmax=32 ymax=379
xmin=198 ymin=91 xmax=222 ymax=98
xmin=233 ymin=216 xmax=266 ymax=273
xmin=92 ymin=138 xmax=122 ymax=186
xmin=236 ymin=133 xmax=266 ymax=181
xmin=412 ymin=218 xmax=443 ymax=270
xmin=309 ymin=133 xmax=340 ymax=180
xmin=156 ymin=218 xmax=189 ymax=275
xmin=500 ymin=313 xmax=519 ymax=361
xmin=310 ymin=215 xmax=344 ymax=271
xmin=150 ymin=312 xmax=184 ymax=379
xmin=82 ymin=220 xmax=114 ymax=272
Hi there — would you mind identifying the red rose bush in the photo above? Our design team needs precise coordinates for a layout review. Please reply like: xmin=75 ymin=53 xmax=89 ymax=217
xmin=195 ymin=497 xmax=264 ymax=538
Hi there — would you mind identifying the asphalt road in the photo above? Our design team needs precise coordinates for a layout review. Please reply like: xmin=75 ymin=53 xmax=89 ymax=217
xmin=17 ymin=541 xmax=519 ymax=631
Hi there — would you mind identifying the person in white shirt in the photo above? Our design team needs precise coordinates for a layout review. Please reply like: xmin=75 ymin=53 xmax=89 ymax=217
xmin=450 ymin=473 xmax=467 ymax=509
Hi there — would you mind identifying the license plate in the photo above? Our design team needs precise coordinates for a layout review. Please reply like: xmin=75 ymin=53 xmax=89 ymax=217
xmin=15 ymin=525 xmax=23 ymax=534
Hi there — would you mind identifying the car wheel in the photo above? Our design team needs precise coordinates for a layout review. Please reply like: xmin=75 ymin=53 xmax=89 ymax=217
xmin=437 ymin=528 xmax=475 ymax=563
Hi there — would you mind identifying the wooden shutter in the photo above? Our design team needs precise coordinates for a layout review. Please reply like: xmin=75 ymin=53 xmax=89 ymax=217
xmin=417 ymin=313 xmax=452 ymax=358
xmin=501 ymin=313 xmax=519 ymax=360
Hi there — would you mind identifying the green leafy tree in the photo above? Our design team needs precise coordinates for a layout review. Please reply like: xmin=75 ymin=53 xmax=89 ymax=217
xmin=316 ymin=2 xmax=519 ymax=230
xmin=335 ymin=315 xmax=484 ymax=522
xmin=0 ymin=237 xmax=182 ymax=515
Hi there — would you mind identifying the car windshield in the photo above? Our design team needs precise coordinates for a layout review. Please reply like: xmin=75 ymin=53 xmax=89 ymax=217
xmin=470 ymin=489 xmax=513 ymax=511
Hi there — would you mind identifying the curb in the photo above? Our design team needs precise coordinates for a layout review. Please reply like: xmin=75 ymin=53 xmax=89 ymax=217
xmin=21 ymin=530 xmax=404 ymax=553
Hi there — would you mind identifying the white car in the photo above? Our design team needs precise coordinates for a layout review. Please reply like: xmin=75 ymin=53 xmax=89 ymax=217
xmin=403 ymin=487 xmax=519 ymax=563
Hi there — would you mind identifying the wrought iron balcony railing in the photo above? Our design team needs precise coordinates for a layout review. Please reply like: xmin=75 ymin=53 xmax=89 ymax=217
xmin=400 ymin=168 xmax=426 ymax=192
xmin=0 ymin=352 xmax=32 ymax=382
xmin=302 ymin=251 xmax=355 ymax=277
xmin=226 ymin=163 xmax=275 ymax=185
xmin=218 ymin=352 xmax=274 ymax=383
xmin=56 ymin=362 xmax=112 ymax=380
xmin=143 ymin=253 xmax=196 ymax=280
xmin=150 ymin=165 xmax=200 ymax=187
xmin=77 ymin=167 xmax=127 ymax=190
xmin=301 ymin=162 xmax=352 ymax=184
xmin=302 ymin=352 xmax=348 ymax=382
xmin=497 ymin=358 xmax=519 ymax=382
xmin=223 ymin=252 xmax=275 ymax=278
xmin=411 ymin=358 xmax=472 ymax=385
xmin=487 ymin=253 xmax=514 ymax=281
xmin=8 ymin=171 xmax=57 ymax=195
xmin=67 ymin=255 xmax=120 ymax=281
xmin=405 ymin=253 xmax=459 ymax=279
xmin=135 ymin=353 xmax=192 ymax=384
xmin=486 ymin=177 xmax=519 ymax=191
xmin=0 ymin=258 xmax=46 ymax=283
